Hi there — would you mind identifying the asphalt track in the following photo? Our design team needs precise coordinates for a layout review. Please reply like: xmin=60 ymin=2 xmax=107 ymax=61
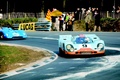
xmin=0 ymin=31 xmax=120 ymax=80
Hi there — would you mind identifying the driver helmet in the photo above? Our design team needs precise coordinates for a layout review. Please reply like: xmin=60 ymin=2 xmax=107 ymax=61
xmin=79 ymin=34 xmax=85 ymax=38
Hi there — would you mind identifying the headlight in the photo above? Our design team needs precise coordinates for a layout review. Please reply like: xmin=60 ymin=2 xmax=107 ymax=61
xmin=97 ymin=43 xmax=104 ymax=51
xmin=66 ymin=44 xmax=74 ymax=52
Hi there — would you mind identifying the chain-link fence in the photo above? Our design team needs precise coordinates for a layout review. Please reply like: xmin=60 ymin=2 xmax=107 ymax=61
xmin=1 ymin=11 xmax=120 ymax=19
xmin=101 ymin=11 xmax=120 ymax=18
xmin=2 ymin=12 xmax=45 ymax=19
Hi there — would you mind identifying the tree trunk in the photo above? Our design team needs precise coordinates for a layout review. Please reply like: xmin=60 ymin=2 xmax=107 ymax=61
xmin=63 ymin=0 xmax=66 ymax=12
xmin=41 ymin=0 xmax=45 ymax=18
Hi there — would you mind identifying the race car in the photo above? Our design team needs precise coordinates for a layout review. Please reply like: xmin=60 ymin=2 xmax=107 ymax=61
xmin=58 ymin=34 xmax=105 ymax=56
xmin=0 ymin=27 xmax=27 ymax=39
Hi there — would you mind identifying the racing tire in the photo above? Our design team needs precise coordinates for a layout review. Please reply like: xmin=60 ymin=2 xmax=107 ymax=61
xmin=59 ymin=48 xmax=66 ymax=57
xmin=0 ymin=33 xmax=4 ymax=39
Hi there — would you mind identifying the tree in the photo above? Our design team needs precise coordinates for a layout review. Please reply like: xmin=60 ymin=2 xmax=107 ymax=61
xmin=41 ymin=0 xmax=45 ymax=18
xmin=63 ymin=0 xmax=66 ymax=11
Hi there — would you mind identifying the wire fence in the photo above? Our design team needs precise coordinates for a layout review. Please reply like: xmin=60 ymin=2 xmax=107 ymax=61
xmin=1 ymin=11 xmax=120 ymax=19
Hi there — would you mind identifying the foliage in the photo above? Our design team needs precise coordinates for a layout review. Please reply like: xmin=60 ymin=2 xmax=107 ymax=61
xmin=0 ymin=17 xmax=38 ymax=27
xmin=74 ymin=18 xmax=120 ymax=32
xmin=73 ymin=20 xmax=86 ymax=31
xmin=100 ymin=18 xmax=119 ymax=31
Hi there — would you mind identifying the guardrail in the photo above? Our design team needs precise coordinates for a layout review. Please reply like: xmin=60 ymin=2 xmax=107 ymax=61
xmin=12 ymin=18 xmax=52 ymax=31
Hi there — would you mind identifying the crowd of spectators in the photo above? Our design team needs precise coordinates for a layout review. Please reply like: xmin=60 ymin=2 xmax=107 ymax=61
xmin=49 ymin=6 xmax=120 ymax=32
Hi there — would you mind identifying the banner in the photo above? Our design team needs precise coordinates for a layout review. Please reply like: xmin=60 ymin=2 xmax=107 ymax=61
xmin=18 ymin=22 xmax=35 ymax=31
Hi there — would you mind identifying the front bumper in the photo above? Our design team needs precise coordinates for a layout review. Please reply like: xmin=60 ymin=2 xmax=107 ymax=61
xmin=63 ymin=48 xmax=105 ymax=55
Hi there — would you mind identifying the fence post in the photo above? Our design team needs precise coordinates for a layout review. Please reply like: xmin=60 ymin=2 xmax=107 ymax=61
xmin=24 ymin=13 xmax=27 ymax=18
xmin=8 ymin=13 xmax=10 ymax=19
xmin=107 ymin=11 xmax=109 ymax=18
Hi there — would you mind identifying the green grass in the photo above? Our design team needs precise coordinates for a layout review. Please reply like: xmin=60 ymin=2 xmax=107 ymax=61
xmin=0 ymin=45 xmax=50 ymax=73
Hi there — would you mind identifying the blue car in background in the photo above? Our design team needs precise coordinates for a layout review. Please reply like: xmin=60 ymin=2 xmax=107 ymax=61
xmin=0 ymin=27 xmax=27 ymax=39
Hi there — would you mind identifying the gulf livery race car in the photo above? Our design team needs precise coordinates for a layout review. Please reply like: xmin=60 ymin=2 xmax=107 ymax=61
xmin=58 ymin=34 xmax=105 ymax=56
xmin=0 ymin=27 xmax=27 ymax=39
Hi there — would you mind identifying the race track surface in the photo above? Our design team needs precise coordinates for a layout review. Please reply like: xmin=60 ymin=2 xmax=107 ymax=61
xmin=0 ymin=31 xmax=120 ymax=80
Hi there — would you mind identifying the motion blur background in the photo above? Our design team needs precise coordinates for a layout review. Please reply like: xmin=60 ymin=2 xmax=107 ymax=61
xmin=0 ymin=0 xmax=120 ymax=13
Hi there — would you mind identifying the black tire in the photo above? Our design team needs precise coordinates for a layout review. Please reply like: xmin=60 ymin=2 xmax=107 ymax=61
xmin=0 ymin=33 xmax=4 ymax=39
xmin=59 ymin=48 xmax=66 ymax=57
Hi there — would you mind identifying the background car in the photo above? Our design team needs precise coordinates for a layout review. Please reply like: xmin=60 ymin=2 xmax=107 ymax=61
xmin=58 ymin=34 xmax=105 ymax=56
xmin=0 ymin=27 xmax=27 ymax=39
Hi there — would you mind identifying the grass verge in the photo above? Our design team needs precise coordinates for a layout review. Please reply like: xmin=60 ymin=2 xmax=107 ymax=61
xmin=0 ymin=45 xmax=51 ymax=74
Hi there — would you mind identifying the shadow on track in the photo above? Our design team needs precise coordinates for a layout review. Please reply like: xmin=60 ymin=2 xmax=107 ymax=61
xmin=56 ymin=52 xmax=105 ymax=59
xmin=105 ymin=49 xmax=120 ymax=56
xmin=0 ymin=38 xmax=26 ymax=41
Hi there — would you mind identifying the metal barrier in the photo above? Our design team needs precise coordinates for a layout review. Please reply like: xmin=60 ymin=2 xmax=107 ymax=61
xmin=35 ymin=18 xmax=52 ymax=31
xmin=3 ymin=12 xmax=43 ymax=19
xmin=13 ymin=18 xmax=52 ymax=31
xmin=12 ymin=24 xmax=19 ymax=30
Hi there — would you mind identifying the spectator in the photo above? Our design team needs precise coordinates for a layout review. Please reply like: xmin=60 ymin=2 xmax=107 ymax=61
xmin=59 ymin=15 xmax=64 ymax=31
xmin=62 ymin=13 xmax=66 ymax=31
xmin=67 ymin=13 xmax=75 ymax=31
xmin=51 ymin=8 xmax=57 ymax=31
xmin=55 ymin=16 xmax=60 ymax=31
xmin=74 ymin=8 xmax=81 ymax=20
xmin=81 ymin=8 xmax=86 ymax=20
xmin=70 ymin=13 xmax=75 ymax=31
xmin=116 ymin=6 xmax=120 ymax=13
xmin=94 ymin=10 xmax=101 ymax=31
xmin=64 ymin=13 xmax=70 ymax=31
xmin=112 ymin=6 xmax=116 ymax=18
xmin=84 ymin=10 xmax=92 ymax=31
xmin=91 ymin=8 xmax=96 ymax=19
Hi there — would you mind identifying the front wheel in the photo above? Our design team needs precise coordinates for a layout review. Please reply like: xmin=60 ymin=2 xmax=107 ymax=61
xmin=59 ymin=48 xmax=66 ymax=57
xmin=0 ymin=33 xmax=4 ymax=39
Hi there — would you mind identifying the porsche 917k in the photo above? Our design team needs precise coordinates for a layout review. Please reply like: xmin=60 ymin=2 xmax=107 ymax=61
xmin=0 ymin=27 xmax=27 ymax=39
xmin=58 ymin=34 xmax=105 ymax=56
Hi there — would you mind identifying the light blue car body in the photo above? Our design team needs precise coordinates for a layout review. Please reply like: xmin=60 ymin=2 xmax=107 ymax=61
xmin=58 ymin=34 xmax=105 ymax=55
xmin=0 ymin=27 xmax=27 ymax=39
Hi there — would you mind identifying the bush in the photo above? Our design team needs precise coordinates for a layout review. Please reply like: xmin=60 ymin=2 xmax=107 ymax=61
xmin=0 ymin=17 xmax=38 ymax=27
xmin=74 ymin=18 xmax=120 ymax=31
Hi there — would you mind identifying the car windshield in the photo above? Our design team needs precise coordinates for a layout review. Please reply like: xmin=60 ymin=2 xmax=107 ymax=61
xmin=73 ymin=36 xmax=92 ymax=44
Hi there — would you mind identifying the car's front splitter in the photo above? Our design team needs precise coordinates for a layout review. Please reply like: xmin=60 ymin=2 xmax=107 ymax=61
xmin=64 ymin=48 xmax=105 ymax=55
